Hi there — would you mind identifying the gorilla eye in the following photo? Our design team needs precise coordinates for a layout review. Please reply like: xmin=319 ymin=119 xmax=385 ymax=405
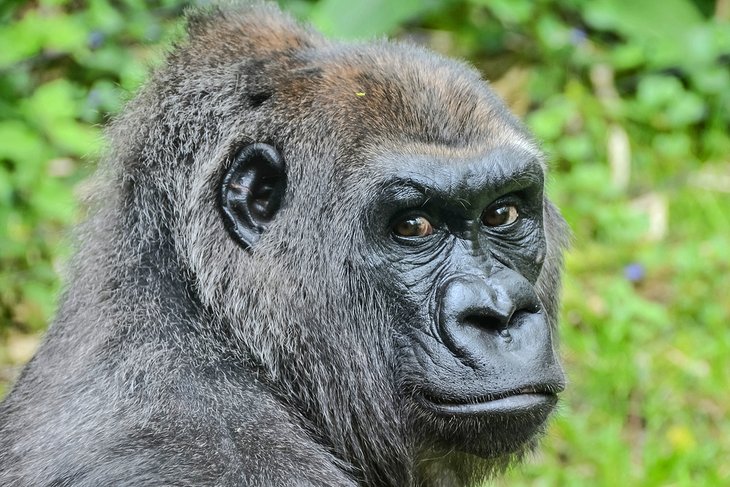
xmin=482 ymin=204 xmax=519 ymax=227
xmin=393 ymin=216 xmax=433 ymax=238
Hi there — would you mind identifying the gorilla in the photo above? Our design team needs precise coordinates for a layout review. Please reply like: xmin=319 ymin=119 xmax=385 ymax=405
xmin=0 ymin=3 xmax=568 ymax=486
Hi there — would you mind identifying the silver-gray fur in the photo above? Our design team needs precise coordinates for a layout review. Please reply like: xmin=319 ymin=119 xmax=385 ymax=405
xmin=0 ymin=3 xmax=568 ymax=486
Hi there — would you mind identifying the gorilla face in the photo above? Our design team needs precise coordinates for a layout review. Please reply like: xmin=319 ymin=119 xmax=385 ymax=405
xmin=363 ymin=148 xmax=564 ymax=458
xmin=220 ymin=139 xmax=564 ymax=465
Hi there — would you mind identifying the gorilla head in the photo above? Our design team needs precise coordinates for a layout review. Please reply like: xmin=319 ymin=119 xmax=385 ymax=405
xmin=0 ymin=4 xmax=568 ymax=486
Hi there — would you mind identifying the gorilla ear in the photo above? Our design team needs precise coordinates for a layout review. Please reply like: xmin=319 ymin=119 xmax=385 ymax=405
xmin=220 ymin=143 xmax=286 ymax=250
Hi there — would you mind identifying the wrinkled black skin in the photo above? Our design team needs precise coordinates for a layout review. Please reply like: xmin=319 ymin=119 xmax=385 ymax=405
xmin=372 ymin=150 xmax=565 ymax=461
xmin=0 ymin=4 xmax=568 ymax=487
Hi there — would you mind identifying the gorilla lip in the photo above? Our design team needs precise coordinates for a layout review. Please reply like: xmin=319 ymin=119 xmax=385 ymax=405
xmin=420 ymin=387 xmax=560 ymax=416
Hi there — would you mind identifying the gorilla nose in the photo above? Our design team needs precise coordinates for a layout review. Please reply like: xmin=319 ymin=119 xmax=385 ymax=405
xmin=437 ymin=273 xmax=543 ymax=358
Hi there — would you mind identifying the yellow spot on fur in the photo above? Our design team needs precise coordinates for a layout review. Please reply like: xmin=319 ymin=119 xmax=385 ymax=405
xmin=355 ymin=91 xmax=366 ymax=97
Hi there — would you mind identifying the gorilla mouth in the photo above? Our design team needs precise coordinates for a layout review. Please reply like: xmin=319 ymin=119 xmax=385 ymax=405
xmin=420 ymin=386 xmax=559 ymax=416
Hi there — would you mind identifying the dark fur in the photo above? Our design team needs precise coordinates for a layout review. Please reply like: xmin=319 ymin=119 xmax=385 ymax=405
xmin=0 ymin=3 xmax=568 ymax=486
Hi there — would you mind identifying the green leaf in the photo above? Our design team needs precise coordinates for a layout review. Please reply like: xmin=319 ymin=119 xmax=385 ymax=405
xmin=0 ymin=121 xmax=50 ymax=168
xmin=636 ymin=75 xmax=683 ymax=109
xmin=527 ymin=98 xmax=574 ymax=141
xmin=609 ymin=44 xmax=645 ymax=71
xmin=30 ymin=178 xmax=76 ymax=223
xmin=23 ymin=79 xmax=79 ymax=126
xmin=309 ymin=0 xmax=431 ymax=39
xmin=0 ymin=166 xmax=12 ymax=206
xmin=0 ymin=15 xmax=44 ymax=67
xmin=40 ymin=13 xmax=87 ymax=54
xmin=85 ymin=0 xmax=126 ymax=35
xmin=535 ymin=14 xmax=572 ymax=51
xmin=48 ymin=120 xmax=102 ymax=157
xmin=665 ymin=92 xmax=705 ymax=127
xmin=472 ymin=0 xmax=534 ymax=24
xmin=692 ymin=66 xmax=730 ymax=95
xmin=583 ymin=0 xmax=708 ymax=68
xmin=653 ymin=133 xmax=693 ymax=159
xmin=583 ymin=0 xmax=702 ymax=42
xmin=557 ymin=134 xmax=595 ymax=163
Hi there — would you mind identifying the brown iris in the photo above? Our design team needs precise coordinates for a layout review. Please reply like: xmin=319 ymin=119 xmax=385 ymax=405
xmin=482 ymin=204 xmax=519 ymax=227
xmin=393 ymin=216 xmax=434 ymax=237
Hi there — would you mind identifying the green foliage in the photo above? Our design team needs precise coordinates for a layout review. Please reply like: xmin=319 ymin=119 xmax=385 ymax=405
xmin=0 ymin=0 xmax=185 ymax=333
xmin=308 ymin=0 xmax=436 ymax=39
xmin=1 ymin=0 xmax=729 ymax=485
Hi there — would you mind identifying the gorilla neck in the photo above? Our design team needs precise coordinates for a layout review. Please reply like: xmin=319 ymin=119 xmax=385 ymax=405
xmin=242 ymin=305 xmax=414 ymax=486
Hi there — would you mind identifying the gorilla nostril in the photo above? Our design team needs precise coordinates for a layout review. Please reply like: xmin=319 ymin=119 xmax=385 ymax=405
xmin=463 ymin=314 xmax=508 ymax=333
xmin=461 ymin=307 xmax=537 ymax=337
xmin=511 ymin=308 xmax=539 ymax=324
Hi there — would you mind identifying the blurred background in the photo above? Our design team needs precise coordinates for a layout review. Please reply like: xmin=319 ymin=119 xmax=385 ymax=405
xmin=0 ymin=0 xmax=728 ymax=485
